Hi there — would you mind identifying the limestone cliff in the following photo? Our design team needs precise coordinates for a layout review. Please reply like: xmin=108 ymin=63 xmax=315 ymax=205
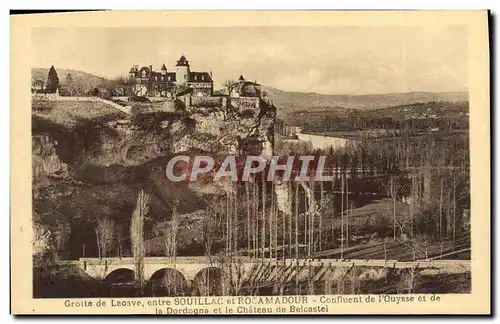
xmin=32 ymin=135 xmax=69 ymax=187
xmin=31 ymin=97 xmax=276 ymax=258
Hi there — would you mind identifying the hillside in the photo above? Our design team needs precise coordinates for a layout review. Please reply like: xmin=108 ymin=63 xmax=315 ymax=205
xmin=263 ymin=86 xmax=469 ymax=117
xmin=32 ymin=68 xmax=110 ymax=90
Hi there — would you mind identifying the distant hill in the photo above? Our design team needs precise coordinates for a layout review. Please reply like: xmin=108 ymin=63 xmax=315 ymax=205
xmin=263 ymin=86 xmax=469 ymax=117
xmin=31 ymin=68 xmax=110 ymax=90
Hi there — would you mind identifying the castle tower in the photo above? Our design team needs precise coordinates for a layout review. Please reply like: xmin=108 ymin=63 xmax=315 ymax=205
xmin=175 ymin=55 xmax=190 ymax=86
xmin=236 ymin=74 xmax=245 ymax=96
xmin=129 ymin=66 xmax=137 ymax=79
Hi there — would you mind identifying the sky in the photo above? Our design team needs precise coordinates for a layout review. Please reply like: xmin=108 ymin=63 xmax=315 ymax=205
xmin=31 ymin=26 xmax=468 ymax=95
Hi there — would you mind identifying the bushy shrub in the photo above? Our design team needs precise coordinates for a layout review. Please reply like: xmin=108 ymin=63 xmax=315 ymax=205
xmin=128 ymin=96 xmax=151 ymax=103
xmin=239 ymin=108 xmax=255 ymax=119
xmin=32 ymin=99 xmax=54 ymax=113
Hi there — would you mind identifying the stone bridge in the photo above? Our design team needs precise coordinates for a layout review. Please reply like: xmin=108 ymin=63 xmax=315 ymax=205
xmin=58 ymin=256 xmax=470 ymax=287
xmin=61 ymin=256 xmax=258 ymax=284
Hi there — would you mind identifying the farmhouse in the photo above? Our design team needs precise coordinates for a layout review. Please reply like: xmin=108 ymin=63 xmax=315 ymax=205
xmin=129 ymin=55 xmax=214 ymax=97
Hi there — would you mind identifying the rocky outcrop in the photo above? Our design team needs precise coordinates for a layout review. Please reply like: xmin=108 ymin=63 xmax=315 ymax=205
xmin=84 ymin=98 xmax=277 ymax=166
xmin=31 ymin=97 xmax=276 ymax=258
xmin=32 ymin=216 xmax=52 ymax=256
xmin=32 ymin=135 xmax=69 ymax=187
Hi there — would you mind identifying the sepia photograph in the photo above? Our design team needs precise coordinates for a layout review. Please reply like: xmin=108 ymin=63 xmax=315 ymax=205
xmin=11 ymin=10 xmax=490 ymax=314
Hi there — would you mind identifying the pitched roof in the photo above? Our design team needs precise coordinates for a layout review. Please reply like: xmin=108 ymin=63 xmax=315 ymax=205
xmin=130 ymin=66 xmax=151 ymax=77
xmin=238 ymin=74 xmax=245 ymax=81
xmin=188 ymin=71 xmax=212 ymax=83
xmin=176 ymin=55 xmax=189 ymax=67
xmin=150 ymin=71 xmax=177 ymax=82
xmin=161 ymin=64 xmax=167 ymax=71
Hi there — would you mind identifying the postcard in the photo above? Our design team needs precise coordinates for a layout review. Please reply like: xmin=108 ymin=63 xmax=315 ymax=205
xmin=10 ymin=10 xmax=490 ymax=315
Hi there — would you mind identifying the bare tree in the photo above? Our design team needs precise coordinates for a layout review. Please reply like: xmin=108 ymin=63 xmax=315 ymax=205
xmin=389 ymin=173 xmax=407 ymax=240
xmin=319 ymin=180 xmax=324 ymax=251
xmin=164 ymin=201 xmax=179 ymax=259
xmin=55 ymin=219 xmax=70 ymax=260
xmin=400 ymin=239 xmax=426 ymax=294
xmin=341 ymin=173 xmax=344 ymax=258
xmin=252 ymin=179 xmax=258 ymax=258
xmin=400 ymin=266 xmax=418 ymax=294
xmin=389 ymin=175 xmax=396 ymax=240
xmin=68 ymin=75 xmax=87 ymax=108
xmin=415 ymin=235 xmax=431 ymax=260
xmin=223 ymin=79 xmax=238 ymax=97
xmin=203 ymin=198 xmax=225 ymax=264
xmin=95 ymin=216 xmax=116 ymax=259
xmin=110 ymin=76 xmax=130 ymax=96
xmin=116 ymin=224 xmax=123 ymax=259
xmin=294 ymin=181 xmax=299 ymax=259
xmin=130 ymin=189 xmax=150 ymax=294
xmin=245 ymin=181 xmax=251 ymax=253
xmin=261 ymin=172 xmax=266 ymax=259
xmin=65 ymin=73 xmax=74 ymax=96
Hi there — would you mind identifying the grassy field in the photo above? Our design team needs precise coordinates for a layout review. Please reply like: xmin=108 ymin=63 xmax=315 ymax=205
xmin=32 ymin=99 xmax=127 ymax=128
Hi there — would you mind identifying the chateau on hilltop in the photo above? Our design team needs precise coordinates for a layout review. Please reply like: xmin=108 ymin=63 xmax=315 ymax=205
xmin=129 ymin=55 xmax=214 ymax=97
xmin=128 ymin=54 xmax=263 ymax=99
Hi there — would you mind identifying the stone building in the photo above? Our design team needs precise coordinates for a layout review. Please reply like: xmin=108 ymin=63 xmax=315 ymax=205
xmin=128 ymin=55 xmax=213 ymax=97
xmin=233 ymin=74 xmax=262 ymax=97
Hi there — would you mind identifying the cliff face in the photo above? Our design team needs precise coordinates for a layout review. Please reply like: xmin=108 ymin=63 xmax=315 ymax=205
xmin=31 ymin=97 xmax=276 ymax=258
xmin=32 ymin=135 xmax=69 ymax=187
xmin=33 ymin=98 xmax=275 ymax=167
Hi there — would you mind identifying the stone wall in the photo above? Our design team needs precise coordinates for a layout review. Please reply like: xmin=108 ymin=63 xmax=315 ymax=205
xmin=189 ymin=96 xmax=223 ymax=108
xmin=229 ymin=97 xmax=260 ymax=110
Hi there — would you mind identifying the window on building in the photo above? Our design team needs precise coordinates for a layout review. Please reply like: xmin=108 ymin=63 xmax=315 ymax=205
xmin=202 ymin=75 xmax=205 ymax=81
xmin=195 ymin=75 xmax=198 ymax=81
xmin=142 ymin=70 xmax=147 ymax=77
xmin=168 ymin=76 xmax=171 ymax=81
xmin=155 ymin=76 xmax=158 ymax=81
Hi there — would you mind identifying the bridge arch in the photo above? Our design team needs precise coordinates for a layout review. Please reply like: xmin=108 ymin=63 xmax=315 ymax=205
xmin=148 ymin=268 xmax=190 ymax=296
xmin=192 ymin=266 xmax=226 ymax=296
xmin=104 ymin=268 xmax=136 ymax=297
xmin=105 ymin=268 xmax=135 ymax=284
